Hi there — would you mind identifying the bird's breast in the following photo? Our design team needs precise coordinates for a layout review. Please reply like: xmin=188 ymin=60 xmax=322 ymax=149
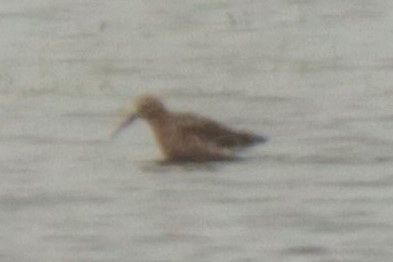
xmin=147 ymin=118 xmax=180 ymax=156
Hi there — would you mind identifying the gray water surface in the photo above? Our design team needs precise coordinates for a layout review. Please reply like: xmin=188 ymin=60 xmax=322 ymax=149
xmin=1 ymin=0 xmax=393 ymax=261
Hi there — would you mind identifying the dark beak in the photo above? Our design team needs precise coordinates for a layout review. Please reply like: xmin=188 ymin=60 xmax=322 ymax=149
xmin=111 ymin=112 xmax=139 ymax=139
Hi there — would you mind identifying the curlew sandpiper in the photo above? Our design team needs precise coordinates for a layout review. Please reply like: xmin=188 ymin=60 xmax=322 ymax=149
xmin=112 ymin=95 xmax=267 ymax=162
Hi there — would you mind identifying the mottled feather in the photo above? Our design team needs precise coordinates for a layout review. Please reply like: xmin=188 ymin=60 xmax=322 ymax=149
xmin=174 ymin=113 xmax=267 ymax=148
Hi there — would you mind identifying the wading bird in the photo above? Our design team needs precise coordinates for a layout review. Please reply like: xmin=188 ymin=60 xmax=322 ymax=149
xmin=112 ymin=95 xmax=267 ymax=162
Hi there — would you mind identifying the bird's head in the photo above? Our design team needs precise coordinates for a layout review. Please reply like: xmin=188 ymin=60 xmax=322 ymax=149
xmin=112 ymin=94 xmax=167 ymax=138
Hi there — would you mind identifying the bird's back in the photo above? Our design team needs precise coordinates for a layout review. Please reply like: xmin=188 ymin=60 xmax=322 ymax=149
xmin=173 ymin=112 xmax=267 ymax=149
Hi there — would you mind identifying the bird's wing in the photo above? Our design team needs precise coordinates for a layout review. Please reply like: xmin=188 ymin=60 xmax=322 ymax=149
xmin=174 ymin=132 xmax=235 ymax=162
xmin=175 ymin=113 xmax=264 ymax=148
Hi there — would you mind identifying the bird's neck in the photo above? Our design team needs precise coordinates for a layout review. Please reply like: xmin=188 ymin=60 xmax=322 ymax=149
xmin=145 ymin=112 xmax=175 ymax=157
xmin=145 ymin=111 xmax=172 ymax=137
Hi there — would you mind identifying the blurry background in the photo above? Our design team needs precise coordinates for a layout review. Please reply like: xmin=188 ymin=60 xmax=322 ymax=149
xmin=1 ymin=0 xmax=393 ymax=261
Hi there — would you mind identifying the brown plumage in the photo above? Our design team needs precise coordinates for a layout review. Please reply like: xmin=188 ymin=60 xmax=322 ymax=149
xmin=112 ymin=95 xmax=267 ymax=162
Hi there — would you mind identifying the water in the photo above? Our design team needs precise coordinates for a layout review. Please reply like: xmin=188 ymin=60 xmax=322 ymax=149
xmin=1 ymin=0 xmax=393 ymax=261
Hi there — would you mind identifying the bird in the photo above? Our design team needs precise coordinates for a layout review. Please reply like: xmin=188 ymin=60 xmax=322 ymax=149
xmin=112 ymin=94 xmax=267 ymax=162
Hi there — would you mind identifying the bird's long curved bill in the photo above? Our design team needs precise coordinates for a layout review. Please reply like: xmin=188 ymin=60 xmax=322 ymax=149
xmin=111 ymin=112 xmax=138 ymax=139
